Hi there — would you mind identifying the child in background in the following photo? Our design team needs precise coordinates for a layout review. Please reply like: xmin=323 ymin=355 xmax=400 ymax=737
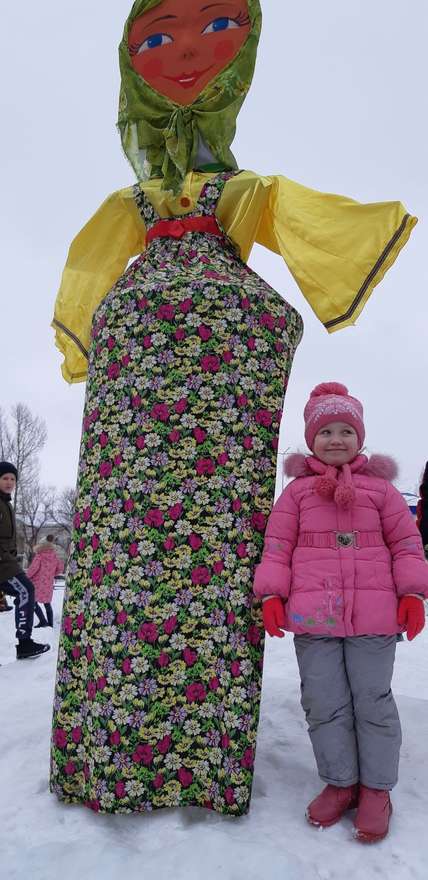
xmin=27 ymin=535 xmax=64 ymax=628
xmin=254 ymin=383 xmax=428 ymax=843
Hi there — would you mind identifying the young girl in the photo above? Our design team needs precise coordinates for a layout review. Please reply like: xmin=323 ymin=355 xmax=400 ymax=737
xmin=254 ymin=382 xmax=428 ymax=843
xmin=27 ymin=536 xmax=64 ymax=629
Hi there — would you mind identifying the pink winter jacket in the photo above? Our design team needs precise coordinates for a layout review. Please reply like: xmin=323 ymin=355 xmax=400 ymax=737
xmin=27 ymin=547 xmax=64 ymax=604
xmin=254 ymin=454 xmax=428 ymax=637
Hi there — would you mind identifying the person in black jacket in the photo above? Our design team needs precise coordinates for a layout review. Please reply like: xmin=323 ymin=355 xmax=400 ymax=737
xmin=416 ymin=462 xmax=428 ymax=555
xmin=0 ymin=462 xmax=50 ymax=659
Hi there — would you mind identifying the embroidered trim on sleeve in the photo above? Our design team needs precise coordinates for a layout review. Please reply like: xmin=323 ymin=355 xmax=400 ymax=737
xmin=324 ymin=214 xmax=410 ymax=330
xmin=52 ymin=319 xmax=89 ymax=359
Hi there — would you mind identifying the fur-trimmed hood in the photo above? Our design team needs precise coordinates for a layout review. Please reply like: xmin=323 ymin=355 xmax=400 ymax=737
xmin=284 ymin=453 xmax=398 ymax=483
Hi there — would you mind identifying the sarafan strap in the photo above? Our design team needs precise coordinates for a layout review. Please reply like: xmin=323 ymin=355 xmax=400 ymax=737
xmin=132 ymin=183 xmax=158 ymax=228
xmin=133 ymin=170 xmax=241 ymax=229
xmin=194 ymin=171 xmax=240 ymax=216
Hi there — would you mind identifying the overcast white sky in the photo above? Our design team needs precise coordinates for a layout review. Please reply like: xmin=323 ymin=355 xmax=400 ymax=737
xmin=1 ymin=1 xmax=427 ymax=497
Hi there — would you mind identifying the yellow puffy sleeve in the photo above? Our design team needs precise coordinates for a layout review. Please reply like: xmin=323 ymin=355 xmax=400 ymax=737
xmin=256 ymin=176 xmax=417 ymax=332
xmin=52 ymin=189 xmax=145 ymax=383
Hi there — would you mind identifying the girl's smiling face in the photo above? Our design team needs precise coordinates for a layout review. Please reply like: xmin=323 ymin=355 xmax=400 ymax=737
xmin=128 ymin=0 xmax=251 ymax=105
xmin=313 ymin=422 xmax=360 ymax=466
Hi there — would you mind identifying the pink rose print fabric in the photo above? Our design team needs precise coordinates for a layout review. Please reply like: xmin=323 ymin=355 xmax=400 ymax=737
xmin=50 ymin=173 xmax=303 ymax=815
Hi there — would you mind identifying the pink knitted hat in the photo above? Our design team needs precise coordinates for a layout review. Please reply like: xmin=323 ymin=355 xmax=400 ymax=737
xmin=304 ymin=382 xmax=365 ymax=450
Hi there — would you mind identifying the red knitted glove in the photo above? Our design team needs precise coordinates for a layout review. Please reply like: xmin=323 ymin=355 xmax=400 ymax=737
xmin=398 ymin=596 xmax=426 ymax=641
xmin=262 ymin=596 xmax=286 ymax=638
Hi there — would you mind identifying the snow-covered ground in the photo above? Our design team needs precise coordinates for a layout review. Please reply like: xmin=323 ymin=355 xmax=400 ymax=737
xmin=1 ymin=589 xmax=427 ymax=880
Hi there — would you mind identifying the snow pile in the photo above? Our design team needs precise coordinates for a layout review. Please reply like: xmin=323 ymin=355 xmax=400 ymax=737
xmin=1 ymin=590 xmax=427 ymax=880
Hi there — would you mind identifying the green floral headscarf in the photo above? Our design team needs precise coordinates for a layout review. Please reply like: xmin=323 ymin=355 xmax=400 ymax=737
xmin=118 ymin=0 xmax=262 ymax=194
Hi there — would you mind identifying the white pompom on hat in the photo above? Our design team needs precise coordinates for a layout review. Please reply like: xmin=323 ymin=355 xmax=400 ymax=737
xmin=304 ymin=382 xmax=365 ymax=450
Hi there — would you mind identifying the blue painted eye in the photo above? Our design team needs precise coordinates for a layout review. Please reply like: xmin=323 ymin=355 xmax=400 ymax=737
xmin=137 ymin=33 xmax=173 ymax=53
xmin=202 ymin=17 xmax=239 ymax=34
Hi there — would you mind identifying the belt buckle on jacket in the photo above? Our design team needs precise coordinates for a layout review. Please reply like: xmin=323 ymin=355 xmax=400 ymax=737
xmin=335 ymin=531 xmax=356 ymax=549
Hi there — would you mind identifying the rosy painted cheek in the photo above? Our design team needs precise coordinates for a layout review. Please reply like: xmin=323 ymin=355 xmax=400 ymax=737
xmin=214 ymin=40 xmax=235 ymax=62
xmin=131 ymin=55 xmax=164 ymax=80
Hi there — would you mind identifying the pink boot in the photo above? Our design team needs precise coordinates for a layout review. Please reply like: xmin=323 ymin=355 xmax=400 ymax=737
xmin=353 ymin=785 xmax=392 ymax=843
xmin=306 ymin=784 xmax=359 ymax=828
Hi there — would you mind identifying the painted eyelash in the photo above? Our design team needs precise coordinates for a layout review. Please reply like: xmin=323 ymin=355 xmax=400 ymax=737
xmin=235 ymin=11 xmax=251 ymax=26
xmin=128 ymin=43 xmax=140 ymax=57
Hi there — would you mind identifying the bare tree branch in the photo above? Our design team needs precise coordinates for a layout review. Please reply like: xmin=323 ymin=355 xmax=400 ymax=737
xmin=1 ymin=404 xmax=47 ymax=512
xmin=2 ymin=403 xmax=74 ymax=561
xmin=16 ymin=482 xmax=56 ymax=562
xmin=0 ymin=407 xmax=13 ymax=459
xmin=50 ymin=487 xmax=76 ymax=538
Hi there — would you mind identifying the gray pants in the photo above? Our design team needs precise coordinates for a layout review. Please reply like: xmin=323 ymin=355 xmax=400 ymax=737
xmin=294 ymin=635 xmax=402 ymax=791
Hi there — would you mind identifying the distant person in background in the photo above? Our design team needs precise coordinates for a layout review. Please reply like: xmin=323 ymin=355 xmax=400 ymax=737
xmin=27 ymin=535 xmax=64 ymax=628
xmin=0 ymin=462 xmax=50 ymax=659
xmin=416 ymin=462 xmax=428 ymax=556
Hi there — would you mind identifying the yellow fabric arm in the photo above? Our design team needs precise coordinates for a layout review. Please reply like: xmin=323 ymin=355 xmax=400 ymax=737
xmin=52 ymin=190 xmax=145 ymax=383
xmin=257 ymin=175 xmax=417 ymax=331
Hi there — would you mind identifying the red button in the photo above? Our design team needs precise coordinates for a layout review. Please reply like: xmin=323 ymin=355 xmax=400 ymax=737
xmin=180 ymin=197 xmax=191 ymax=208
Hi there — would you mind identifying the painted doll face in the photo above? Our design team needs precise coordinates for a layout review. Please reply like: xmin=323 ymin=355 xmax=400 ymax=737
xmin=128 ymin=0 xmax=251 ymax=105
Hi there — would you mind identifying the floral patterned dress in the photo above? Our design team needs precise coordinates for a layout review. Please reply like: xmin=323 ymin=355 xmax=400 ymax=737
xmin=50 ymin=172 xmax=303 ymax=815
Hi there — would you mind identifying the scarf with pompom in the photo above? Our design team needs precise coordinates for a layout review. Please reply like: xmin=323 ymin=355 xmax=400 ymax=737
xmin=284 ymin=453 xmax=399 ymax=510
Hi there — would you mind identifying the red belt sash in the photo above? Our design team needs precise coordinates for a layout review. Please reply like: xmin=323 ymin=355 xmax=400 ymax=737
xmin=146 ymin=215 xmax=223 ymax=245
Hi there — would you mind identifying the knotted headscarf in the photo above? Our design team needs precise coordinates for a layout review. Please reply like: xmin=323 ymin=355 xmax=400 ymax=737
xmin=118 ymin=0 xmax=262 ymax=194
